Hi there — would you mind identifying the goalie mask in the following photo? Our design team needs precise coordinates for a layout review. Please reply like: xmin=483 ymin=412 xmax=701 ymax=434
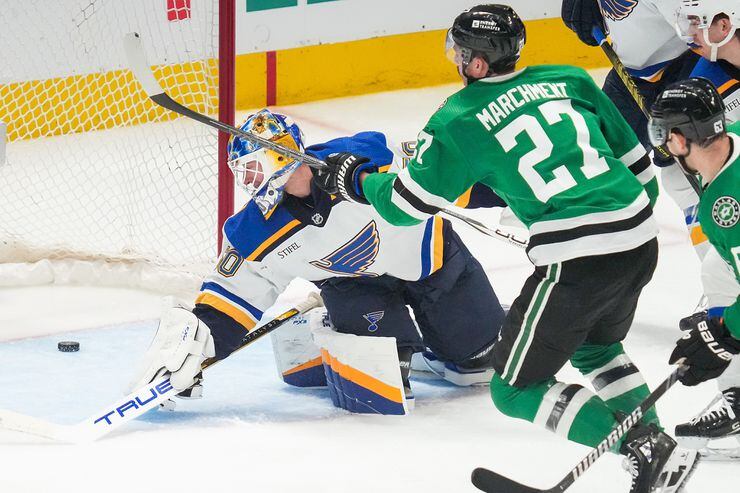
xmin=675 ymin=0 xmax=739 ymax=61
xmin=227 ymin=110 xmax=305 ymax=218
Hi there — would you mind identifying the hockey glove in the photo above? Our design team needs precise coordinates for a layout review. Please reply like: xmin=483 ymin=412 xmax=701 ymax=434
xmin=669 ymin=315 xmax=740 ymax=386
xmin=561 ymin=0 xmax=605 ymax=46
xmin=128 ymin=300 xmax=215 ymax=394
xmin=312 ymin=152 xmax=377 ymax=204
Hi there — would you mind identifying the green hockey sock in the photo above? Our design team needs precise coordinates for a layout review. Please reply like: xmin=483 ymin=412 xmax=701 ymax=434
xmin=571 ymin=343 xmax=660 ymax=428
xmin=490 ymin=373 xmax=623 ymax=448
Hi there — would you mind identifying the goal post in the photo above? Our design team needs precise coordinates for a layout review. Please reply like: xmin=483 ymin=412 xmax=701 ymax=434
xmin=0 ymin=0 xmax=234 ymax=287
xmin=218 ymin=0 xmax=236 ymax=253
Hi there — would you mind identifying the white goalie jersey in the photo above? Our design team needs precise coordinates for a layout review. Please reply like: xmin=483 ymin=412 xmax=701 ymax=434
xmin=196 ymin=201 xmax=448 ymax=331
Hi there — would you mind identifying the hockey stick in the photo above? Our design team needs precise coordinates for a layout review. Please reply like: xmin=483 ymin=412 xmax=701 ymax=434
xmin=441 ymin=208 xmax=528 ymax=249
xmin=591 ymin=27 xmax=702 ymax=197
xmin=123 ymin=32 xmax=529 ymax=250
xmin=0 ymin=294 xmax=322 ymax=443
xmin=471 ymin=361 xmax=688 ymax=493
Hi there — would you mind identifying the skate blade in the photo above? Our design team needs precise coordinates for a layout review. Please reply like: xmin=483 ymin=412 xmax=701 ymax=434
xmin=680 ymin=435 xmax=740 ymax=460
xmin=697 ymin=446 xmax=740 ymax=461
xmin=443 ymin=368 xmax=494 ymax=387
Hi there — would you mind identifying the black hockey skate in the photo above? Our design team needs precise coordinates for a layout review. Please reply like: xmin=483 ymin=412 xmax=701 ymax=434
xmin=675 ymin=387 xmax=740 ymax=460
xmin=620 ymin=423 xmax=699 ymax=493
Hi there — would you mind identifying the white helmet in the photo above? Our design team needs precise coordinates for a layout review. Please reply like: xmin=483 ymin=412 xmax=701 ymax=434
xmin=676 ymin=0 xmax=739 ymax=61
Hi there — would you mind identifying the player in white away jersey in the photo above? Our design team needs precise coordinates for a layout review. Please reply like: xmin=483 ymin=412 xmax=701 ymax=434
xmin=127 ymin=110 xmax=507 ymax=414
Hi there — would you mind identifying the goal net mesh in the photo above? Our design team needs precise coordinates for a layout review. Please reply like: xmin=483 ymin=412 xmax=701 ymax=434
xmin=0 ymin=0 xmax=222 ymax=279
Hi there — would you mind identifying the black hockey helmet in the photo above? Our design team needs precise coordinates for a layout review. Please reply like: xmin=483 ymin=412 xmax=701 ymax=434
xmin=648 ymin=77 xmax=726 ymax=148
xmin=446 ymin=4 xmax=526 ymax=77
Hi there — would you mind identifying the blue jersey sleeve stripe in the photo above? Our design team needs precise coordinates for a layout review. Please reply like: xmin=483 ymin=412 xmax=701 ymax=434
xmin=625 ymin=60 xmax=671 ymax=79
xmin=200 ymin=282 xmax=264 ymax=320
xmin=420 ymin=218 xmax=434 ymax=278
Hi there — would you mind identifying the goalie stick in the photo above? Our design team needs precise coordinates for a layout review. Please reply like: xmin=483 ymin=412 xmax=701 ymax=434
xmin=0 ymin=294 xmax=322 ymax=443
xmin=471 ymin=361 xmax=688 ymax=493
xmin=591 ymin=27 xmax=702 ymax=197
xmin=123 ymin=32 xmax=529 ymax=250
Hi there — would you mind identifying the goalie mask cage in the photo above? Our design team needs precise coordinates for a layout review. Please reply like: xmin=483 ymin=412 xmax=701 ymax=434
xmin=0 ymin=0 xmax=234 ymax=287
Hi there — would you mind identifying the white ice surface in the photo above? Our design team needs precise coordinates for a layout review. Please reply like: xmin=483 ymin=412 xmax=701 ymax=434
xmin=1 ymin=69 xmax=739 ymax=492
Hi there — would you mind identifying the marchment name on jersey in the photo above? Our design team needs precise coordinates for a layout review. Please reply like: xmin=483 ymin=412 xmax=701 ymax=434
xmin=476 ymin=82 xmax=569 ymax=130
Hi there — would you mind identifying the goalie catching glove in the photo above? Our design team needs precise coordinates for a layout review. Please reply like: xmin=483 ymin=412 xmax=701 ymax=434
xmin=312 ymin=152 xmax=376 ymax=204
xmin=128 ymin=298 xmax=215 ymax=397
xmin=669 ymin=314 xmax=740 ymax=386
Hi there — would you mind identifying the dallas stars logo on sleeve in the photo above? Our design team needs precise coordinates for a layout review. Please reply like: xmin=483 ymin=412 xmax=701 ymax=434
xmin=712 ymin=196 xmax=740 ymax=228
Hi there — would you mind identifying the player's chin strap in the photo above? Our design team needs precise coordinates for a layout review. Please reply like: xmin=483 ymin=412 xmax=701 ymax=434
xmin=123 ymin=32 xmax=529 ymax=250
xmin=0 ymin=294 xmax=323 ymax=443
xmin=702 ymin=26 xmax=737 ymax=62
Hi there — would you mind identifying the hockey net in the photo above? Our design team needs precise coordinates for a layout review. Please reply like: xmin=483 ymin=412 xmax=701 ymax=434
xmin=0 ymin=0 xmax=233 ymax=293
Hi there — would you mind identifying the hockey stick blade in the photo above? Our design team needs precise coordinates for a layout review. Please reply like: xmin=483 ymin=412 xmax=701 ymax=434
xmin=0 ymin=294 xmax=322 ymax=443
xmin=471 ymin=362 xmax=687 ymax=493
xmin=472 ymin=467 xmax=549 ymax=493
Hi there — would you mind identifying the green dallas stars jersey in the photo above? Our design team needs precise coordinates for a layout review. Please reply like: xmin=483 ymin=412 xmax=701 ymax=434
xmin=698 ymin=122 xmax=740 ymax=339
xmin=363 ymin=65 xmax=659 ymax=266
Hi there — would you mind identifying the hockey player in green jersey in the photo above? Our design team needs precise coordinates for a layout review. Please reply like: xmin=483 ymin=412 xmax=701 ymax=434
xmin=313 ymin=4 xmax=699 ymax=492
xmin=649 ymin=78 xmax=740 ymax=449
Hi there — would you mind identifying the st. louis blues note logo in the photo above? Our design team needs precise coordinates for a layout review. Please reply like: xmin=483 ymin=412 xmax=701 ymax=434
xmin=310 ymin=221 xmax=380 ymax=277
xmin=599 ymin=0 xmax=638 ymax=22
xmin=363 ymin=311 xmax=385 ymax=332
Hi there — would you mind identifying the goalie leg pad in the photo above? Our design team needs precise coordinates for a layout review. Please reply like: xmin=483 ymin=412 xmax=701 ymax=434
xmin=311 ymin=324 xmax=412 ymax=415
xmin=271 ymin=307 xmax=328 ymax=388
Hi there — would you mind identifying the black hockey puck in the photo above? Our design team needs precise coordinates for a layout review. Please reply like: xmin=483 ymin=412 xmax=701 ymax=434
xmin=58 ymin=341 xmax=80 ymax=352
